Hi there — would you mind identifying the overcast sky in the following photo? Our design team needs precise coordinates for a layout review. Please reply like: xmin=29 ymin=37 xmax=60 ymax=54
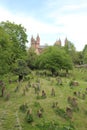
xmin=0 ymin=0 xmax=87 ymax=51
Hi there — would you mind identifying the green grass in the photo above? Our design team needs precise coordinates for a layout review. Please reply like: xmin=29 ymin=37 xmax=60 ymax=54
xmin=0 ymin=68 xmax=87 ymax=130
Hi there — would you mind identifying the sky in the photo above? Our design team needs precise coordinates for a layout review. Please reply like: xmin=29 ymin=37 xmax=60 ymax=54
xmin=0 ymin=0 xmax=87 ymax=51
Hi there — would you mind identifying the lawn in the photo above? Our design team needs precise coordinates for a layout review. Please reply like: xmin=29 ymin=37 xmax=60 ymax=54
xmin=0 ymin=68 xmax=87 ymax=130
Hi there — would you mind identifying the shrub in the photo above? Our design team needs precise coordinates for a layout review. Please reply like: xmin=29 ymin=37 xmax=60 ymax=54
xmin=54 ymin=107 xmax=69 ymax=120
xmin=19 ymin=103 xmax=28 ymax=113
xmin=36 ymin=121 xmax=75 ymax=130
xmin=34 ymin=101 xmax=41 ymax=108
xmin=26 ymin=113 xmax=33 ymax=123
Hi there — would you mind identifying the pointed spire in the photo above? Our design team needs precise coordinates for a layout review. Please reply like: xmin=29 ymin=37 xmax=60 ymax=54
xmin=36 ymin=34 xmax=40 ymax=46
xmin=36 ymin=34 xmax=40 ymax=41
xmin=65 ymin=37 xmax=68 ymax=46
xmin=54 ymin=38 xmax=61 ymax=46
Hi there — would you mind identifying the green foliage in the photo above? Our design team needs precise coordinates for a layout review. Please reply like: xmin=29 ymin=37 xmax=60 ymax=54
xmin=26 ymin=113 xmax=33 ymax=123
xmin=0 ymin=21 xmax=28 ymax=76
xmin=83 ymin=45 xmax=87 ymax=63
xmin=36 ymin=95 xmax=46 ymax=100
xmin=33 ymin=102 xmax=41 ymax=108
xmin=13 ymin=59 xmax=30 ymax=78
xmin=0 ymin=21 xmax=28 ymax=60
xmin=74 ymin=51 xmax=83 ymax=65
xmin=0 ymin=27 xmax=11 ymax=75
xmin=27 ymin=48 xmax=37 ymax=69
xmin=54 ymin=107 xmax=68 ymax=119
xmin=36 ymin=46 xmax=73 ymax=75
xmin=64 ymin=38 xmax=76 ymax=52
xmin=0 ymin=69 xmax=87 ymax=130
xmin=64 ymin=39 xmax=78 ymax=65
xmin=84 ymin=110 xmax=87 ymax=115
xmin=19 ymin=103 xmax=28 ymax=113
xmin=36 ymin=121 xmax=75 ymax=130
xmin=36 ymin=121 xmax=59 ymax=130
xmin=0 ymin=21 xmax=28 ymax=47
xmin=69 ymin=80 xmax=74 ymax=86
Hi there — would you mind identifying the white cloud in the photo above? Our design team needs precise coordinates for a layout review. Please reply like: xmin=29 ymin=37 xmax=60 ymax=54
xmin=60 ymin=3 xmax=87 ymax=12
xmin=44 ymin=1 xmax=87 ymax=50
xmin=0 ymin=4 xmax=87 ymax=51
xmin=0 ymin=6 xmax=63 ymax=47
xmin=54 ymin=14 xmax=87 ymax=50
xmin=0 ymin=6 xmax=61 ymax=34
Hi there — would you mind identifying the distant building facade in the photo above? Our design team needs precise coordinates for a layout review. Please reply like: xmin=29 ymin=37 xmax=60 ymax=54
xmin=30 ymin=34 xmax=68 ymax=54
xmin=54 ymin=38 xmax=61 ymax=46
xmin=30 ymin=34 xmax=47 ymax=54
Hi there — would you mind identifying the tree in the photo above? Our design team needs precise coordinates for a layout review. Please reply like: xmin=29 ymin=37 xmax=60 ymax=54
xmin=0 ymin=21 xmax=28 ymax=75
xmin=0 ymin=27 xmax=11 ymax=75
xmin=0 ymin=21 xmax=28 ymax=61
xmin=36 ymin=46 xmax=73 ymax=75
xmin=64 ymin=38 xmax=76 ymax=64
xmin=27 ymin=47 xmax=37 ymax=70
xmin=83 ymin=44 xmax=87 ymax=64
xmin=74 ymin=51 xmax=83 ymax=65
xmin=13 ymin=59 xmax=30 ymax=81
xmin=64 ymin=38 xmax=76 ymax=52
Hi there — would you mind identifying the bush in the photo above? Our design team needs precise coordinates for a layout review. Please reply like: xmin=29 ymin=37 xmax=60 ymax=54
xmin=36 ymin=121 xmax=75 ymax=130
xmin=54 ymin=108 xmax=69 ymax=120
xmin=34 ymin=101 xmax=41 ymax=108
xmin=19 ymin=103 xmax=28 ymax=113
xmin=26 ymin=114 xmax=33 ymax=123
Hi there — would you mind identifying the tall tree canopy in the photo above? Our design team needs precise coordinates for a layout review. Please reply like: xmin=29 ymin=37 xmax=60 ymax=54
xmin=74 ymin=51 xmax=83 ymax=65
xmin=0 ymin=21 xmax=28 ymax=75
xmin=0 ymin=27 xmax=11 ymax=75
xmin=64 ymin=38 xmax=77 ymax=64
xmin=13 ymin=59 xmax=30 ymax=81
xmin=0 ymin=21 xmax=28 ymax=59
xmin=27 ymin=48 xmax=37 ymax=70
xmin=36 ymin=46 xmax=73 ymax=75
xmin=83 ymin=44 xmax=87 ymax=64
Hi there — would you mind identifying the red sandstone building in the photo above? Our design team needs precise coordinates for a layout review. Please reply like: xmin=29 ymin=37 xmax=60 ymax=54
xmin=30 ymin=34 xmax=47 ymax=54
xmin=30 ymin=34 xmax=67 ymax=54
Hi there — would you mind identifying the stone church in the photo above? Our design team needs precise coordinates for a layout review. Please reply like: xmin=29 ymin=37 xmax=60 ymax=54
xmin=30 ymin=34 xmax=66 ymax=54
xmin=30 ymin=34 xmax=47 ymax=54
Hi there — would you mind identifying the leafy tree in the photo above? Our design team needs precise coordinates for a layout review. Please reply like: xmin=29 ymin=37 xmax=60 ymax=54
xmin=64 ymin=38 xmax=76 ymax=51
xmin=0 ymin=21 xmax=28 ymax=62
xmin=13 ymin=59 xmax=30 ymax=81
xmin=36 ymin=46 xmax=73 ymax=75
xmin=27 ymin=47 xmax=37 ymax=70
xmin=0 ymin=27 xmax=11 ymax=75
xmin=0 ymin=21 xmax=28 ymax=75
xmin=83 ymin=44 xmax=87 ymax=64
xmin=64 ymin=38 xmax=76 ymax=64
xmin=74 ymin=51 xmax=83 ymax=65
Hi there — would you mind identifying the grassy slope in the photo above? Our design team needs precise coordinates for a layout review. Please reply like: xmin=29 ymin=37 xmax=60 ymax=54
xmin=0 ymin=68 xmax=87 ymax=130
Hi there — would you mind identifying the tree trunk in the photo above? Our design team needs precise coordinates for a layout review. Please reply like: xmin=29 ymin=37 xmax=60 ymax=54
xmin=18 ymin=74 xmax=23 ymax=82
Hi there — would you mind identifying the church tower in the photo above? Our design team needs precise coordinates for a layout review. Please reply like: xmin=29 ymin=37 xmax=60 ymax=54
xmin=31 ymin=36 xmax=36 ymax=48
xmin=36 ymin=34 xmax=40 ymax=48
xmin=54 ymin=38 xmax=61 ymax=46
xmin=64 ymin=37 xmax=68 ymax=46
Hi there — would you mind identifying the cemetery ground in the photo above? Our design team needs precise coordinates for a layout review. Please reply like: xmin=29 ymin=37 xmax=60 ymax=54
xmin=0 ymin=68 xmax=87 ymax=130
